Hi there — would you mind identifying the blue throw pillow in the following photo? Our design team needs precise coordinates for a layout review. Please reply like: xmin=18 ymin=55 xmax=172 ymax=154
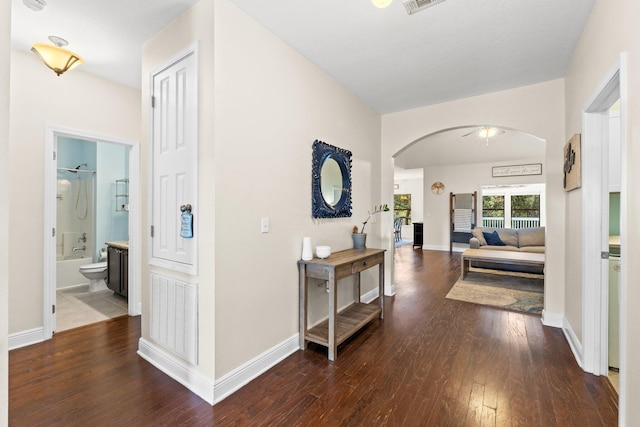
xmin=483 ymin=231 xmax=506 ymax=246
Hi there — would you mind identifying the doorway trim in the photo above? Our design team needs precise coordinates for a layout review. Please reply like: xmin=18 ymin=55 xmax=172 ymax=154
xmin=43 ymin=125 xmax=141 ymax=339
xmin=580 ymin=54 xmax=627 ymax=422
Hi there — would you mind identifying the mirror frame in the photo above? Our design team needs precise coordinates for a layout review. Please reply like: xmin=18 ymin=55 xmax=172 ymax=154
xmin=312 ymin=139 xmax=352 ymax=218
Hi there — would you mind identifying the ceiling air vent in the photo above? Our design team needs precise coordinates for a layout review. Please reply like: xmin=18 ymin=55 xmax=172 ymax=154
xmin=403 ymin=0 xmax=447 ymax=15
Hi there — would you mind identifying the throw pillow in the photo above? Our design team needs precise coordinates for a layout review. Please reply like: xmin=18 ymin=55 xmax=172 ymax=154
xmin=471 ymin=227 xmax=487 ymax=246
xmin=483 ymin=230 xmax=506 ymax=246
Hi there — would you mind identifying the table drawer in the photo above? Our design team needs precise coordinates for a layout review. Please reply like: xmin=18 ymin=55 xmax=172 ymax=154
xmin=351 ymin=252 xmax=384 ymax=274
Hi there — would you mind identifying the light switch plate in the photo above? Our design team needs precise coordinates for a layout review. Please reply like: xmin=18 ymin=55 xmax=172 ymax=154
xmin=261 ymin=217 xmax=269 ymax=233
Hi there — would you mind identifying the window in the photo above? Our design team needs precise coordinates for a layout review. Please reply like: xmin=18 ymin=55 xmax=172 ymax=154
xmin=511 ymin=195 xmax=540 ymax=228
xmin=482 ymin=195 xmax=505 ymax=228
xmin=481 ymin=184 xmax=545 ymax=229
xmin=394 ymin=194 xmax=411 ymax=225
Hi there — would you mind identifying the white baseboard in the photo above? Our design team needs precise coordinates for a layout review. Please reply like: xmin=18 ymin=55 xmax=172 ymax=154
xmin=213 ymin=333 xmax=299 ymax=404
xmin=423 ymin=245 xmax=447 ymax=251
xmin=422 ymin=245 xmax=467 ymax=253
xmin=562 ymin=317 xmax=584 ymax=369
xmin=362 ymin=287 xmax=380 ymax=303
xmin=8 ymin=327 xmax=45 ymax=350
xmin=138 ymin=333 xmax=301 ymax=406
xmin=541 ymin=310 xmax=563 ymax=328
xmin=137 ymin=338 xmax=215 ymax=405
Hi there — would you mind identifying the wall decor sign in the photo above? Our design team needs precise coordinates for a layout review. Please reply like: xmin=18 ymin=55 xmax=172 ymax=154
xmin=563 ymin=134 xmax=581 ymax=192
xmin=492 ymin=163 xmax=542 ymax=178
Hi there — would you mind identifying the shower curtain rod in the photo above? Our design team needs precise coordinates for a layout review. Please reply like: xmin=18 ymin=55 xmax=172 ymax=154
xmin=57 ymin=167 xmax=96 ymax=174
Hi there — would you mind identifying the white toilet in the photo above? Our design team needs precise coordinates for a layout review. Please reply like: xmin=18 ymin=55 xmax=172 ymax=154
xmin=79 ymin=248 xmax=108 ymax=292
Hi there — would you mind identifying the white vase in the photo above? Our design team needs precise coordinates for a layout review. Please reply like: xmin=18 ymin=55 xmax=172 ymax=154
xmin=301 ymin=237 xmax=313 ymax=260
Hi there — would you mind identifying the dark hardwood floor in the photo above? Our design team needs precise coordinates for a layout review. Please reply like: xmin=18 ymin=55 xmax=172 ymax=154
xmin=9 ymin=247 xmax=618 ymax=426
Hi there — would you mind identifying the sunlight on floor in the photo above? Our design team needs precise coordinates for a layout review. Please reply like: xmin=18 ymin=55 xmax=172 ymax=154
xmin=56 ymin=285 xmax=128 ymax=332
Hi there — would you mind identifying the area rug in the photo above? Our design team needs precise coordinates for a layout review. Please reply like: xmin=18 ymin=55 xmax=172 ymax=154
xmin=446 ymin=268 xmax=544 ymax=314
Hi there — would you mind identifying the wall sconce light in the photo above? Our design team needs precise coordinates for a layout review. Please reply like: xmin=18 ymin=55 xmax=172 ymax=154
xmin=31 ymin=36 xmax=83 ymax=76
xmin=372 ymin=0 xmax=393 ymax=8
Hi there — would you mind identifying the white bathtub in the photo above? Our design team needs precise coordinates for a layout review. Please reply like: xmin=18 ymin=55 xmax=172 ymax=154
xmin=56 ymin=257 xmax=93 ymax=289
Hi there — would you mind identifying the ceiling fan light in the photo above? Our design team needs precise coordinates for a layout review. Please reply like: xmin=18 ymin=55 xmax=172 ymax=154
xmin=31 ymin=42 xmax=84 ymax=76
xmin=372 ymin=0 xmax=393 ymax=8
xmin=479 ymin=127 xmax=498 ymax=139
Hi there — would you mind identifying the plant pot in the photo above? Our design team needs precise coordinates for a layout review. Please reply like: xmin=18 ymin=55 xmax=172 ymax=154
xmin=352 ymin=233 xmax=367 ymax=249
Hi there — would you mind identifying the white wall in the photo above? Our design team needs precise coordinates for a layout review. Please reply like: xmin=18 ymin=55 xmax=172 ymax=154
xmin=382 ymin=79 xmax=566 ymax=317
xmin=8 ymin=50 xmax=140 ymax=333
xmin=563 ymin=0 xmax=640 ymax=421
xmin=0 ymin=0 xmax=10 ymax=422
xmin=140 ymin=0 xmax=382 ymax=391
xmin=213 ymin=0 xmax=381 ymax=378
xmin=421 ymin=158 xmax=545 ymax=250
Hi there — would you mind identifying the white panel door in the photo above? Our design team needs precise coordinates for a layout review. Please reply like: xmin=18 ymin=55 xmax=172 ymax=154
xmin=151 ymin=51 xmax=197 ymax=270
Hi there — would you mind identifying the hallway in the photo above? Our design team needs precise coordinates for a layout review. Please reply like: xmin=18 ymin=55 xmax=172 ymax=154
xmin=9 ymin=247 xmax=618 ymax=425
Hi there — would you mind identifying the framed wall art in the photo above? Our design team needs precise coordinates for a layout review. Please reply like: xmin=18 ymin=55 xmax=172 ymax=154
xmin=563 ymin=134 xmax=581 ymax=192
xmin=492 ymin=163 xmax=542 ymax=177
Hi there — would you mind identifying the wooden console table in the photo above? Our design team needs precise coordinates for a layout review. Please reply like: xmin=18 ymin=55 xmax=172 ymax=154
xmin=298 ymin=248 xmax=385 ymax=361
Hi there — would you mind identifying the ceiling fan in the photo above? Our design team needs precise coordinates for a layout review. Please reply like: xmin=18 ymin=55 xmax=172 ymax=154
xmin=461 ymin=126 xmax=506 ymax=145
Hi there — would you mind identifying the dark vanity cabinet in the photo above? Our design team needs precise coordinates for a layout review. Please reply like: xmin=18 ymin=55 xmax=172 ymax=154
xmin=107 ymin=245 xmax=128 ymax=298
xmin=413 ymin=222 xmax=424 ymax=248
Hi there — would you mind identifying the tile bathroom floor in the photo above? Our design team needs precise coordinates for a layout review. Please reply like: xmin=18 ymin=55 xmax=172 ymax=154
xmin=56 ymin=285 xmax=128 ymax=332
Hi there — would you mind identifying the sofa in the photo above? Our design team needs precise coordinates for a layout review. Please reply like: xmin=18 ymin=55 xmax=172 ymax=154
xmin=469 ymin=226 xmax=545 ymax=273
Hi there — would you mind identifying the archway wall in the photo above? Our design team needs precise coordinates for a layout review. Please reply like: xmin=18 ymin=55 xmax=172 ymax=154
xmin=563 ymin=0 xmax=639 ymax=420
xmin=381 ymin=78 xmax=566 ymax=316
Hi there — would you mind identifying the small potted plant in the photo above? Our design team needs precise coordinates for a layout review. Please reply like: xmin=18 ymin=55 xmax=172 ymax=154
xmin=352 ymin=204 xmax=389 ymax=249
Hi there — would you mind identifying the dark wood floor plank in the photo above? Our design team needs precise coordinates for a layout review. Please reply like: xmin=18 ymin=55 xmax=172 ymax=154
xmin=9 ymin=248 xmax=618 ymax=425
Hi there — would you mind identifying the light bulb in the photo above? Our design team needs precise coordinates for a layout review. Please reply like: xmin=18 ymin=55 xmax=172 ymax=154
xmin=478 ymin=127 xmax=498 ymax=139
xmin=372 ymin=0 xmax=393 ymax=8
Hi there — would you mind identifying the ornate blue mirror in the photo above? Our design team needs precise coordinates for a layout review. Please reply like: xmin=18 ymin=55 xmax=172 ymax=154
xmin=312 ymin=140 xmax=352 ymax=218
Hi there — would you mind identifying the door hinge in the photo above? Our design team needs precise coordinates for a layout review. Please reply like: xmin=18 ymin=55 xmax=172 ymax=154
xmin=52 ymin=228 xmax=56 ymax=237
xmin=602 ymin=251 xmax=609 ymax=259
xmin=53 ymin=151 xmax=56 ymax=160
xmin=150 ymin=225 xmax=154 ymax=238
xmin=151 ymin=96 xmax=156 ymax=108
xmin=52 ymin=304 xmax=56 ymax=314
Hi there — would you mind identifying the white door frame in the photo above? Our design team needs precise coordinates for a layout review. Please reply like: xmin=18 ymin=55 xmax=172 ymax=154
xmin=43 ymin=125 xmax=141 ymax=339
xmin=580 ymin=54 xmax=627 ymax=393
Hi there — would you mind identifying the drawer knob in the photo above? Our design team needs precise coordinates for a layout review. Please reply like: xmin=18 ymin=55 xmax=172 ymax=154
xmin=362 ymin=261 xmax=367 ymax=266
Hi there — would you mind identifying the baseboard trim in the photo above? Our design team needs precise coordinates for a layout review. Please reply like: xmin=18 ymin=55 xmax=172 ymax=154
xmin=541 ymin=310 xmax=563 ymax=328
xmin=422 ymin=245 xmax=466 ymax=253
xmin=8 ymin=327 xmax=45 ymax=350
xmin=562 ymin=317 xmax=584 ymax=369
xmin=362 ymin=287 xmax=380 ymax=303
xmin=134 ymin=334 xmax=303 ymax=406
xmin=213 ymin=333 xmax=299 ymax=404
xmin=137 ymin=338 xmax=214 ymax=405
xmin=423 ymin=245 xmax=447 ymax=251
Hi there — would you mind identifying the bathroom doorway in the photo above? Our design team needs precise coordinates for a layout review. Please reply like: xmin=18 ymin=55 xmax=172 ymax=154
xmin=43 ymin=126 xmax=140 ymax=337
xmin=55 ymin=137 xmax=128 ymax=331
